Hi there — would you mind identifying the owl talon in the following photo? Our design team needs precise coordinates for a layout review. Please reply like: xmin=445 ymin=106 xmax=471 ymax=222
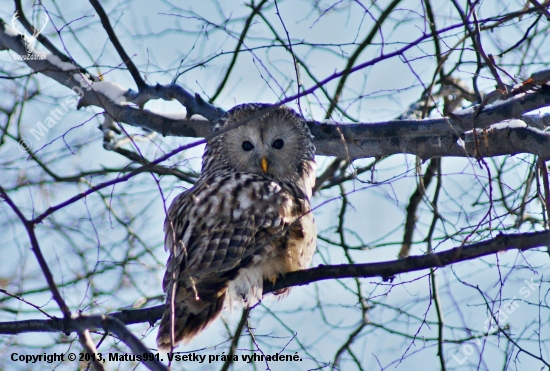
xmin=270 ymin=275 xmax=289 ymax=296
xmin=273 ymin=288 xmax=289 ymax=296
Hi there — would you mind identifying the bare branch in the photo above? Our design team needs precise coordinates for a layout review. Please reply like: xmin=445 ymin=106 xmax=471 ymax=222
xmin=264 ymin=230 xmax=550 ymax=293
xmin=2 ymin=16 xmax=550 ymax=161
xmin=0 ymin=186 xmax=71 ymax=318
xmin=88 ymin=0 xmax=145 ymax=89
xmin=2 ymin=230 xmax=547 ymax=337
xmin=13 ymin=0 xmax=97 ymax=80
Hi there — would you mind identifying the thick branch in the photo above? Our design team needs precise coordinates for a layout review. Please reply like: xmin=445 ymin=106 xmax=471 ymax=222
xmin=2 ymin=230 xmax=548 ymax=336
xmin=2 ymin=17 xmax=550 ymax=160
xmin=264 ymin=230 xmax=550 ymax=292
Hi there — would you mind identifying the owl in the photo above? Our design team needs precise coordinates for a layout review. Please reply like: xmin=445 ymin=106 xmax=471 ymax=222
xmin=156 ymin=103 xmax=317 ymax=351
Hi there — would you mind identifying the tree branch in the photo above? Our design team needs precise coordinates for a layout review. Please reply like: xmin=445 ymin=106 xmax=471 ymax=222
xmin=13 ymin=0 xmax=98 ymax=80
xmin=1 ymin=17 xmax=550 ymax=160
xmin=2 ymin=230 xmax=548 ymax=336
xmin=88 ymin=0 xmax=145 ymax=89
xmin=264 ymin=230 xmax=550 ymax=292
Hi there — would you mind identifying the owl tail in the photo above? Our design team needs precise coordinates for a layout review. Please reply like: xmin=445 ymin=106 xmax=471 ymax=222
xmin=156 ymin=292 xmax=226 ymax=352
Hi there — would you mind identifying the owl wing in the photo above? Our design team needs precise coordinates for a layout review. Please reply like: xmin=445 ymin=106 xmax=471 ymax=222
xmin=157 ymin=175 xmax=299 ymax=351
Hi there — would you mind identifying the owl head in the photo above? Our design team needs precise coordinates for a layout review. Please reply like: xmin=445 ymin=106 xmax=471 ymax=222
xmin=203 ymin=103 xmax=316 ymax=186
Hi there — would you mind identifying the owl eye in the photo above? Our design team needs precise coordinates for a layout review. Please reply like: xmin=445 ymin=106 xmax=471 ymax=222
xmin=272 ymin=139 xmax=284 ymax=149
xmin=242 ymin=141 xmax=254 ymax=151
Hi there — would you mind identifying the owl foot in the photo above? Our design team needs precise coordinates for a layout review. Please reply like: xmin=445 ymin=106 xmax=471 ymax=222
xmin=268 ymin=274 xmax=290 ymax=296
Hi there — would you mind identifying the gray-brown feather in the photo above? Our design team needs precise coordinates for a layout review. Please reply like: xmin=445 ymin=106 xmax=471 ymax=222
xmin=157 ymin=104 xmax=316 ymax=351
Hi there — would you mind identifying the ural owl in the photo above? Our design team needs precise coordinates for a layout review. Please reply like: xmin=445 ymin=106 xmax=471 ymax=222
xmin=156 ymin=103 xmax=317 ymax=351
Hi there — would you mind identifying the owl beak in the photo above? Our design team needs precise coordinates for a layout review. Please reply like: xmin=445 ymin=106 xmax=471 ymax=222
xmin=260 ymin=157 xmax=269 ymax=173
